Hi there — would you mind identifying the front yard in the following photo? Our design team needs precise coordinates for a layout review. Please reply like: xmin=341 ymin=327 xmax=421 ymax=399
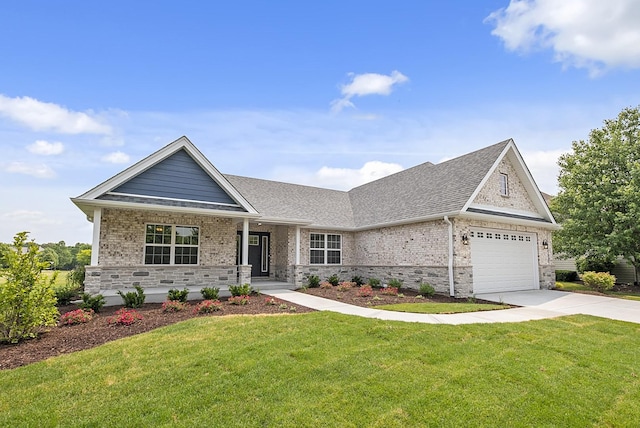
xmin=1 ymin=311 xmax=640 ymax=426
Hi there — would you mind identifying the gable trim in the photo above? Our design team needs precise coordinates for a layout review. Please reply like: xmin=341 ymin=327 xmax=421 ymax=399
xmin=75 ymin=136 xmax=258 ymax=215
xmin=105 ymin=191 xmax=242 ymax=209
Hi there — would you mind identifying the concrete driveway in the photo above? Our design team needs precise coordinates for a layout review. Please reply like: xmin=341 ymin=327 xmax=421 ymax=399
xmin=476 ymin=289 xmax=640 ymax=325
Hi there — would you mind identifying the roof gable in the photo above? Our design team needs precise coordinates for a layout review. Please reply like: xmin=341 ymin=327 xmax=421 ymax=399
xmin=72 ymin=136 xmax=258 ymax=217
xmin=111 ymin=149 xmax=236 ymax=205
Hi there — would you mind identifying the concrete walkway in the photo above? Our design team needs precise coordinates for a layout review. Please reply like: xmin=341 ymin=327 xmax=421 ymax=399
xmin=263 ymin=288 xmax=640 ymax=325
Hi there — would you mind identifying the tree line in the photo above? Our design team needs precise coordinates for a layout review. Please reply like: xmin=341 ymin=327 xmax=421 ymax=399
xmin=0 ymin=239 xmax=91 ymax=270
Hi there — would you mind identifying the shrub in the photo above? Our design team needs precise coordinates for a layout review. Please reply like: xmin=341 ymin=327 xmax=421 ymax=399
xmin=60 ymin=309 xmax=94 ymax=326
xmin=264 ymin=297 xmax=278 ymax=306
xmin=228 ymin=295 xmax=250 ymax=305
xmin=228 ymin=283 xmax=252 ymax=297
xmin=167 ymin=287 xmax=190 ymax=302
xmin=419 ymin=283 xmax=435 ymax=297
xmin=117 ymin=285 xmax=146 ymax=308
xmin=108 ymin=308 xmax=143 ymax=326
xmin=555 ymin=270 xmax=578 ymax=282
xmin=351 ymin=275 xmax=365 ymax=286
xmin=357 ymin=285 xmax=373 ymax=297
xmin=79 ymin=293 xmax=106 ymax=313
xmin=194 ymin=300 xmax=223 ymax=314
xmin=336 ymin=282 xmax=353 ymax=292
xmin=576 ymin=256 xmax=615 ymax=274
xmin=0 ymin=232 xmax=58 ymax=343
xmin=307 ymin=275 xmax=321 ymax=288
xmin=387 ymin=278 xmax=403 ymax=290
xmin=368 ymin=278 xmax=381 ymax=288
xmin=380 ymin=286 xmax=399 ymax=296
xmin=67 ymin=266 xmax=86 ymax=288
xmin=327 ymin=274 xmax=340 ymax=286
xmin=54 ymin=284 xmax=80 ymax=306
xmin=200 ymin=287 xmax=220 ymax=301
xmin=162 ymin=300 xmax=189 ymax=313
xmin=319 ymin=281 xmax=333 ymax=289
xmin=582 ymin=271 xmax=616 ymax=292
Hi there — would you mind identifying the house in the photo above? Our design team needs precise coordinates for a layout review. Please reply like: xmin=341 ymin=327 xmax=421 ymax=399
xmin=72 ymin=136 xmax=558 ymax=298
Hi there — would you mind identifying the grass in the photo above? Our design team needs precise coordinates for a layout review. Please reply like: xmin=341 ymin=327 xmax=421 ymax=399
xmin=2 ymin=312 xmax=640 ymax=427
xmin=0 ymin=270 xmax=69 ymax=288
xmin=372 ymin=302 xmax=509 ymax=314
xmin=556 ymin=281 xmax=640 ymax=301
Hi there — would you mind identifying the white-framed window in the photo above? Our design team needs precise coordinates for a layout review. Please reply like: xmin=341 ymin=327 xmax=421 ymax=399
xmin=499 ymin=173 xmax=509 ymax=196
xmin=144 ymin=224 xmax=199 ymax=265
xmin=310 ymin=233 xmax=342 ymax=265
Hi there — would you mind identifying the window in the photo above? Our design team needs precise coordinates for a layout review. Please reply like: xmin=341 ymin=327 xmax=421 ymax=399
xmin=145 ymin=224 xmax=199 ymax=265
xmin=310 ymin=233 xmax=341 ymax=264
xmin=499 ymin=173 xmax=509 ymax=196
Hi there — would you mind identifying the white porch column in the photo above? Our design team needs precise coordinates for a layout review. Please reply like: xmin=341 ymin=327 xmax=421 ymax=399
xmin=295 ymin=226 xmax=301 ymax=265
xmin=90 ymin=208 xmax=102 ymax=266
xmin=242 ymin=218 xmax=249 ymax=265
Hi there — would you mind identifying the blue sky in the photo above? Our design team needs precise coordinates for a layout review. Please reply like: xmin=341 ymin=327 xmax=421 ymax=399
xmin=1 ymin=0 xmax=639 ymax=244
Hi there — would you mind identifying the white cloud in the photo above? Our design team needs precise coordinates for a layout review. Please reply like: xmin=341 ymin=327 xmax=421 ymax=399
xmin=27 ymin=140 xmax=64 ymax=155
xmin=5 ymin=161 xmax=56 ymax=178
xmin=331 ymin=71 xmax=409 ymax=113
xmin=317 ymin=161 xmax=404 ymax=189
xmin=521 ymin=149 xmax=570 ymax=195
xmin=1 ymin=210 xmax=60 ymax=225
xmin=102 ymin=151 xmax=130 ymax=164
xmin=486 ymin=0 xmax=640 ymax=74
xmin=0 ymin=94 xmax=112 ymax=134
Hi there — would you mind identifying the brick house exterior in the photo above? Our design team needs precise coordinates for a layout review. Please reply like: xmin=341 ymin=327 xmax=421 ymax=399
xmin=73 ymin=136 xmax=558 ymax=297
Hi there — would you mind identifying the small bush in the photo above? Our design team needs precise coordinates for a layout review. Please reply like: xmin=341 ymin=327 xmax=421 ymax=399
xmin=380 ymin=286 xmax=399 ymax=296
xmin=351 ymin=276 xmax=365 ymax=286
xmin=319 ymin=281 xmax=333 ymax=289
xmin=327 ymin=274 xmax=340 ymax=286
xmin=167 ymin=287 xmax=190 ymax=302
xmin=228 ymin=283 xmax=252 ymax=297
xmin=357 ymin=285 xmax=373 ymax=297
xmin=336 ymin=282 xmax=353 ymax=292
xmin=67 ymin=267 xmax=86 ymax=288
xmin=582 ymin=271 xmax=616 ymax=292
xmin=555 ymin=270 xmax=578 ymax=282
xmin=419 ymin=283 xmax=435 ymax=297
xmin=59 ymin=309 xmax=94 ymax=326
xmin=307 ymin=275 xmax=321 ymax=288
xmin=228 ymin=295 xmax=250 ymax=305
xmin=108 ymin=308 xmax=143 ymax=326
xmin=117 ymin=285 xmax=146 ymax=308
xmin=368 ymin=278 xmax=381 ymax=288
xmin=194 ymin=300 xmax=223 ymax=314
xmin=79 ymin=293 xmax=106 ymax=313
xmin=200 ymin=287 xmax=220 ymax=301
xmin=162 ymin=300 xmax=189 ymax=313
xmin=387 ymin=278 xmax=403 ymax=290
xmin=264 ymin=297 xmax=278 ymax=306
xmin=54 ymin=284 xmax=80 ymax=306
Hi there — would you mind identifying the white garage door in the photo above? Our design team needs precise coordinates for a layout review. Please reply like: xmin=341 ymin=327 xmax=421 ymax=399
xmin=470 ymin=228 xmax=539 ymax=294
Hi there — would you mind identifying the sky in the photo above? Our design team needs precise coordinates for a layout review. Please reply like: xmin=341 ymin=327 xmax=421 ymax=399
xmin=1 ymin=0 xmax=639 ymax=245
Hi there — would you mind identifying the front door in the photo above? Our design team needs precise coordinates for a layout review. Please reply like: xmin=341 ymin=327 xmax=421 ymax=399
xmin=237 ymin=232 xmax=270 ymax=277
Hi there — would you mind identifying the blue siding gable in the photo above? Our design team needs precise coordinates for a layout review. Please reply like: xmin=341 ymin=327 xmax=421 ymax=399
xmin=110 ymin=149 xmax=238 ymax=205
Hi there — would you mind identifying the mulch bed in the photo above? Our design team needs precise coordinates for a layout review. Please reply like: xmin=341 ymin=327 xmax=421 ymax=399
xmin=0 ymin=296 xmax=313 ymax=371
xmin=1 ymin=286 xmax=504 ymax=371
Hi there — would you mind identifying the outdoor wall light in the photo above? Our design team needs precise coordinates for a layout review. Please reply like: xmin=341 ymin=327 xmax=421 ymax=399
xmin=542 ymin=240 xmax=548 ymax=249
xmin=461 ymin=233 xmax=469 ymax=245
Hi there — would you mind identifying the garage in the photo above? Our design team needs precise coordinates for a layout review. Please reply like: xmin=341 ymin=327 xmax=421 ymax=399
xmin=470 ymin=228 xmax=539 ymax=294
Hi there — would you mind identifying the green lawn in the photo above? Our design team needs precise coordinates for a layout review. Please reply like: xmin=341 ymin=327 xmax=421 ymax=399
xmin=556 ymin=281 xmax=640 ymax=301
xmin=0 ymin=270 xmax=68 ymax=288
xmin=373 ymin=302 xmax=509 ymax=314
xmin=1 ymin=312 xmax=640 ymax=427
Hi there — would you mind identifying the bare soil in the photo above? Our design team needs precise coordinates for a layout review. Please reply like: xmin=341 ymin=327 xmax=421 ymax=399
xmin=1 ymin=287 xmax=503 ymax=370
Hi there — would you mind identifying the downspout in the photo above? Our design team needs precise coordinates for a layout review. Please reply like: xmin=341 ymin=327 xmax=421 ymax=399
xmin=443 ymin=216 xmax=455 ymax=297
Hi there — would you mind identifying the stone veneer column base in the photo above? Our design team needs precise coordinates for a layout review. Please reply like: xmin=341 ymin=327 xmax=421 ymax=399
xmin=238 ymin=265 xmax=252 ymax=285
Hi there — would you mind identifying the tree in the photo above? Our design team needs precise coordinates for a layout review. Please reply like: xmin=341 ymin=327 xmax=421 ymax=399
xmin=41 ymin=241 xmax=73 ymax=270
xmin=0 ymin=232 xmax=58 ymax=343
xmin=551 ymin=106 xmax=640 ymax=283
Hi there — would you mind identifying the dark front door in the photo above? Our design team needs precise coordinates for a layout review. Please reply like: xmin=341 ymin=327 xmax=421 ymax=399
xmin=237 ymin=232 xmax=270 ymax=277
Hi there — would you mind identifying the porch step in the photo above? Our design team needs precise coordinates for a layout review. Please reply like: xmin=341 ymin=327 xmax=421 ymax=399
xmin=95 ymin=280 xmax=296 ymax=306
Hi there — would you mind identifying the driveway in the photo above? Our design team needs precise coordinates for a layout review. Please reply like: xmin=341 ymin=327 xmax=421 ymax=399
xmin=476 ymin=289 xmax=640 ymax=324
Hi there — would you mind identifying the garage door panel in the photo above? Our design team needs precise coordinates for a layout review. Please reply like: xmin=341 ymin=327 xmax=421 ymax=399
xmin=470 ymin=229 xmax=539 ymax=294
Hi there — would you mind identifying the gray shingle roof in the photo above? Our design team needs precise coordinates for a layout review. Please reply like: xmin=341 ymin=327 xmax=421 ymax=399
xmin=225 ymin=140 xmax=511 ymax=229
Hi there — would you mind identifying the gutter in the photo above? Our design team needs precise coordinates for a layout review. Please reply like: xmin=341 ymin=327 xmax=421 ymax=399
xmin=443 ymin=216 xmax=455 ymax=297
